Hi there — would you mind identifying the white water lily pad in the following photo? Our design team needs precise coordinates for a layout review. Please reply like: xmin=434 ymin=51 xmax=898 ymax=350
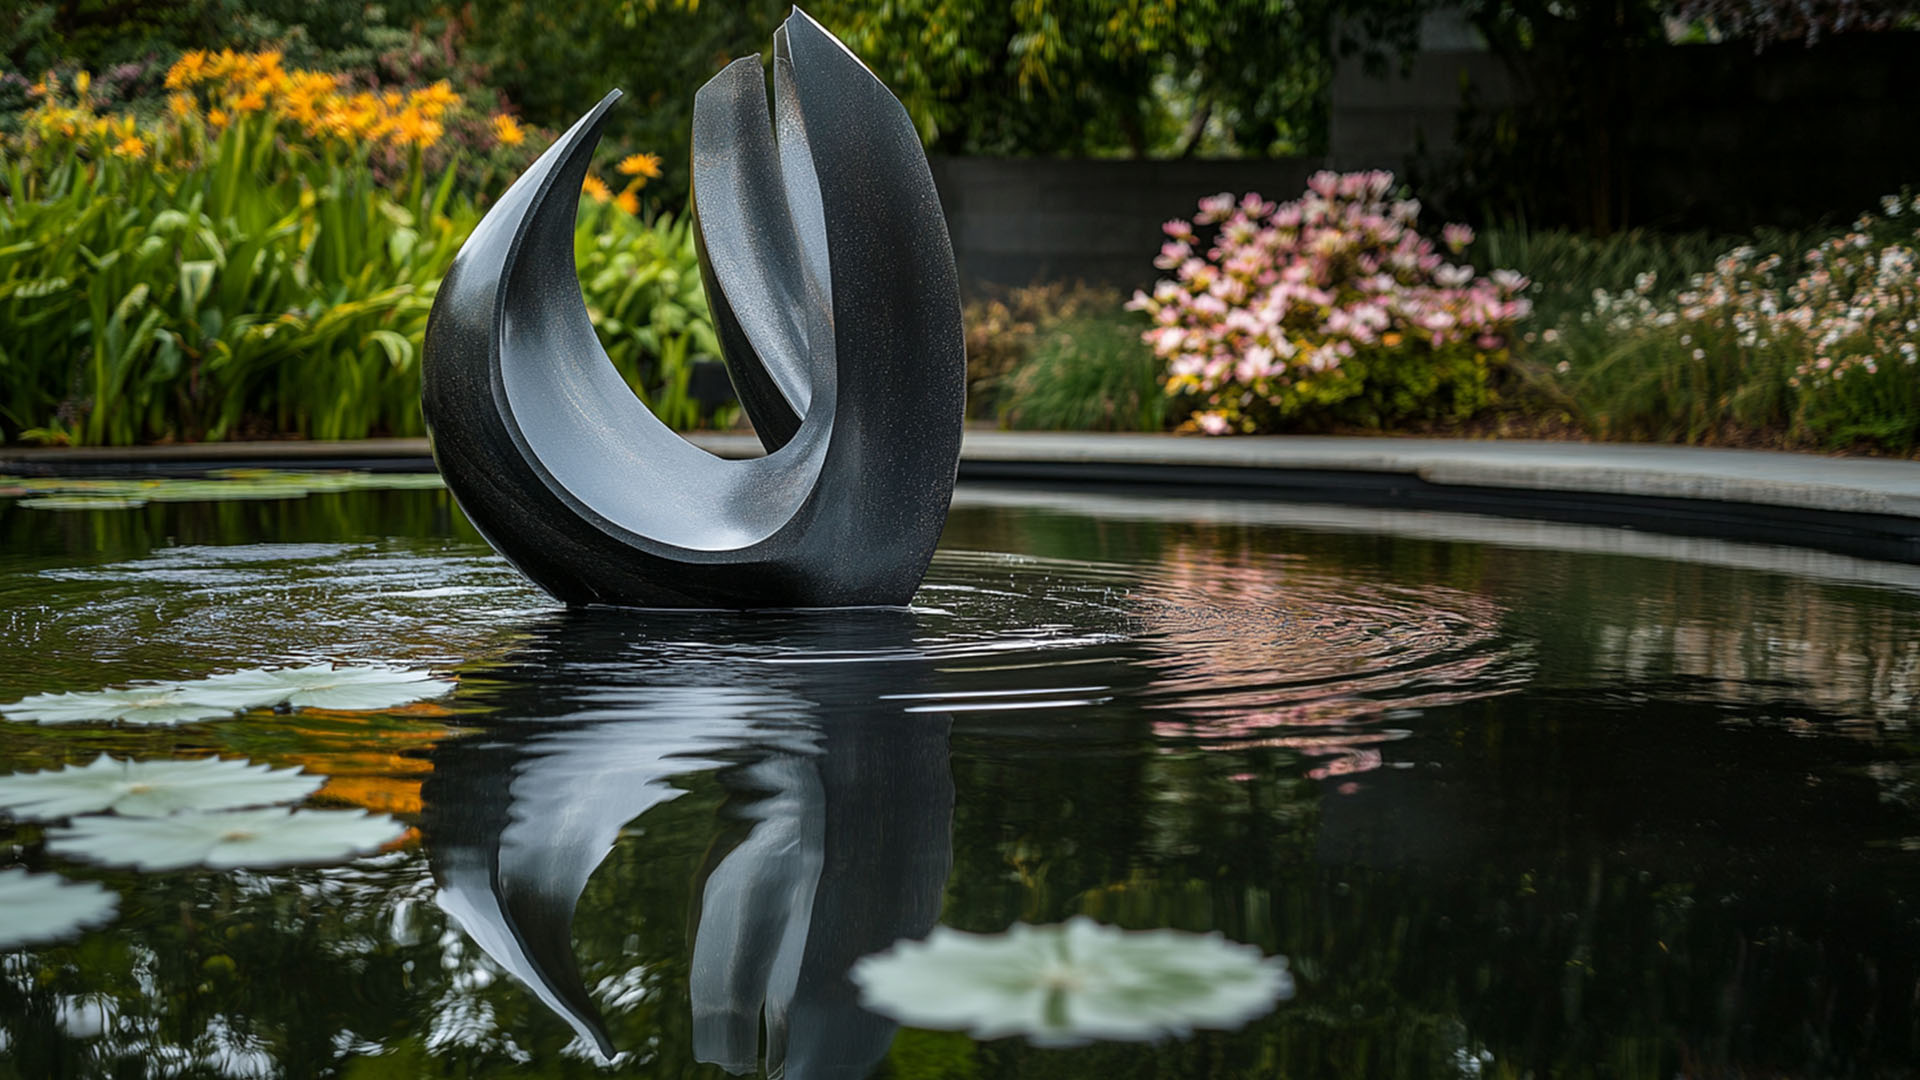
xmin=47 ymin=807 xmax=407 ymax=870
xmin=1 ymin=685 xmax=240 ymax=726
xmin=0 ymin=755 xmax=323 ymax=821
xmin=0 ymin=868 xmax=119 ymax=947
xmin=850 ymin=916 xmax=1293 ymax=1047
xmin=185 ymin=664 xmax=455 ymax=711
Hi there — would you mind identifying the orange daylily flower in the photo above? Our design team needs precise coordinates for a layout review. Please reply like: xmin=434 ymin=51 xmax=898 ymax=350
xmin=617 ymin=152 xmax=662 ymax=179
xmin=491 ymin=114 xmax=526 ymax=147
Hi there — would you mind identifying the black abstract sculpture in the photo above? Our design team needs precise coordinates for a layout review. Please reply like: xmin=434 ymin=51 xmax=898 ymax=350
xmin=421 ymin=9 xmax=964 ymax=609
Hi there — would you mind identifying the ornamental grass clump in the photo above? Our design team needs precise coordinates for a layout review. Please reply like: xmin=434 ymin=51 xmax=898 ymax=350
xmin=1128 ymin=171 xmax=1532 ymax=434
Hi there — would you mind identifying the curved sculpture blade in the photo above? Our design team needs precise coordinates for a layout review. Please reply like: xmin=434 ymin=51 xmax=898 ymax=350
xmin=421 ymin=8 xmax=964 ymax=610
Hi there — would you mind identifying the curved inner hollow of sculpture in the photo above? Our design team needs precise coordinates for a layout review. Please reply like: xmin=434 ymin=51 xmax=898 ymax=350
xmin=491 ymin=21 xmax=859 ymax=552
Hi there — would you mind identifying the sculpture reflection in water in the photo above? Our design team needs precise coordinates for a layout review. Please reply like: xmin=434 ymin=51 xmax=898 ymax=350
xmin=418 ymin=610 xmax=953 ymax=1075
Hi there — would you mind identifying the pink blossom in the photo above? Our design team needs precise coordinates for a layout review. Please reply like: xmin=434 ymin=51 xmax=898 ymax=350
xmin=1195 ymin=192 xmax=1235 ymax=224
xmin=1138 ymin=171 xmax=1528 ymax=435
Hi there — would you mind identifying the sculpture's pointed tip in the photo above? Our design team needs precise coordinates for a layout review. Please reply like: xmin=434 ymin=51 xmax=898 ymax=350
xmin=780 ymin=6 xmax=875 ymax=77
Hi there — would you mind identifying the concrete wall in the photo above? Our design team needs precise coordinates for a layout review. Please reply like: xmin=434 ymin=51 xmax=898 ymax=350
xmin=928 ymin=156 xmax=1324 ymax=291
xmin=1328 ymin=50 xmax=1508 ymax=174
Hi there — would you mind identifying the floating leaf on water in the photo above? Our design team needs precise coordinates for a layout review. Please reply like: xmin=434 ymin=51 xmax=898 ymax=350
xmin=16 ymin=496 xmax=152 ymax=510
xmin=1 ymin=685 xmax=240 ymax=726
xmin=46 ymin=807 xmax=408 ymax=870
xmin=349 ymin=473 xmax=445 ymax=490
xmin=185 ymin=664 xmax=455 ymax=712
xmin=0 ymin=470 xmax=443 ymax=508
xmin=0 ymin=754 xmax=323 ymax=821
xmin=849 ymin=916 xmax=1293 ymax=1047
xmin=142 ymin=481 xmax=312 ymax=503
xmin=0 ymin=868 xmax=119 ymax=948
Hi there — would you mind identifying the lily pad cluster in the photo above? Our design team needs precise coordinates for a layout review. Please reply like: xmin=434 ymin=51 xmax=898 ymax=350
xmin=3 ymin=664 xmax=455 ymax=726
xmin=0 ymin=469 xmax=444 ymax=511
xmin=0 ymin=755 xmax=407 ymax=946
xmin=850 ymin=916 xmax=1294 ymax=1046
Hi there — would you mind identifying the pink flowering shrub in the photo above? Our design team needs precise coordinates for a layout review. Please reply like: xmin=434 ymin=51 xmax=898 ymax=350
xmin=1562 ymin=196 xmax=1920 ymax=450
xmin=1127 ymin=171 xmax=1533 ymax=434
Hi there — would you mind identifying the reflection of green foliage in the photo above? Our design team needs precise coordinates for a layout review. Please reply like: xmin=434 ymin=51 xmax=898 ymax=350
xmin=886 ymin=1029 xmax=980 ymax=1080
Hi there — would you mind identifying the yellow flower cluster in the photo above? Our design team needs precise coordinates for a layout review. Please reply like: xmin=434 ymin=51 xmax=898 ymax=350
xmin=20 ymin=77 xmax=147 ymax=159
xmin=164 ymin=49 xmax=460 ymax=150
xmin=13 ymin=54 xmax=656 ymax=194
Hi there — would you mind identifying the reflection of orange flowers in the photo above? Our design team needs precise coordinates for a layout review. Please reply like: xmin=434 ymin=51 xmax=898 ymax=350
xmin=581 ymin=173 xmax=612 ymax=204
xmin=613 ymin=189 xmax=640 ymax=215
xmin=111 ymin=135 xmax=146 ymax=159
xmin=273 ymin=711 xmax=452 ymax=818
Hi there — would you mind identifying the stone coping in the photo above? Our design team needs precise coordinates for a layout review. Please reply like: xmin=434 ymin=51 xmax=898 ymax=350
xmin=5 ymin=432 xmax=1918 ymax=521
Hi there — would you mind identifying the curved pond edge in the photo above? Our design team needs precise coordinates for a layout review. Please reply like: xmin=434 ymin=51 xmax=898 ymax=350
xmin=6 ymin=432 xmax=1919 ymax=565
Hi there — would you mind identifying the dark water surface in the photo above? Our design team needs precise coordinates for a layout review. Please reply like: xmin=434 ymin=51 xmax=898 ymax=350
xmin=2 ymin=481 xmax=1918 ymax=1078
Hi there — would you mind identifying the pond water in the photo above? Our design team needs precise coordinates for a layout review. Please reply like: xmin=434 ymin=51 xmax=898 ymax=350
xmin=1 ymin=476 xmax=1918 ymax=1078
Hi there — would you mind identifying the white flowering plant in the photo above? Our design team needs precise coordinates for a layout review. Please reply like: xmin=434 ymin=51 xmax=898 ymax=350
xmin=1126 ymin=171 xmax=1532 ymax=435
xmin=1539 ymin=193 xmax=1920 ymax=452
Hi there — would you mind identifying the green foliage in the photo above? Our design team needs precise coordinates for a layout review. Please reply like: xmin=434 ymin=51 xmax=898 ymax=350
xmin=459 ymin=0 xmax=790 ymax=204
xmin=1469 ymin=226 xmax=1747 ymax=331
xmin=999 ymin=314 xmax=1169 ymax=433
xmin=2 ymin=0 xmax=439 ymax=86
xmin=963 ymin=282 xmax=1125 ymax=420
xmin=0 ymin=112 xmax=470 ymax=445
xmin=813 ymin=0 xmax=1330 ymax=156
xmin=1518 ymin=316 xmax=1798 ymax=445
xmin=0 ymin=89 xmax=717 ymax=445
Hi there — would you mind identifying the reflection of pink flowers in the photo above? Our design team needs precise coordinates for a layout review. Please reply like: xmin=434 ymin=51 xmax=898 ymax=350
xmin=1309 ymin=749 xmax=1382 ymax=781
xmin=1127 ymin=171 xmax=1529 ymax=435
xmin=1133 ymin=540 xmax=1526 ymax=789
